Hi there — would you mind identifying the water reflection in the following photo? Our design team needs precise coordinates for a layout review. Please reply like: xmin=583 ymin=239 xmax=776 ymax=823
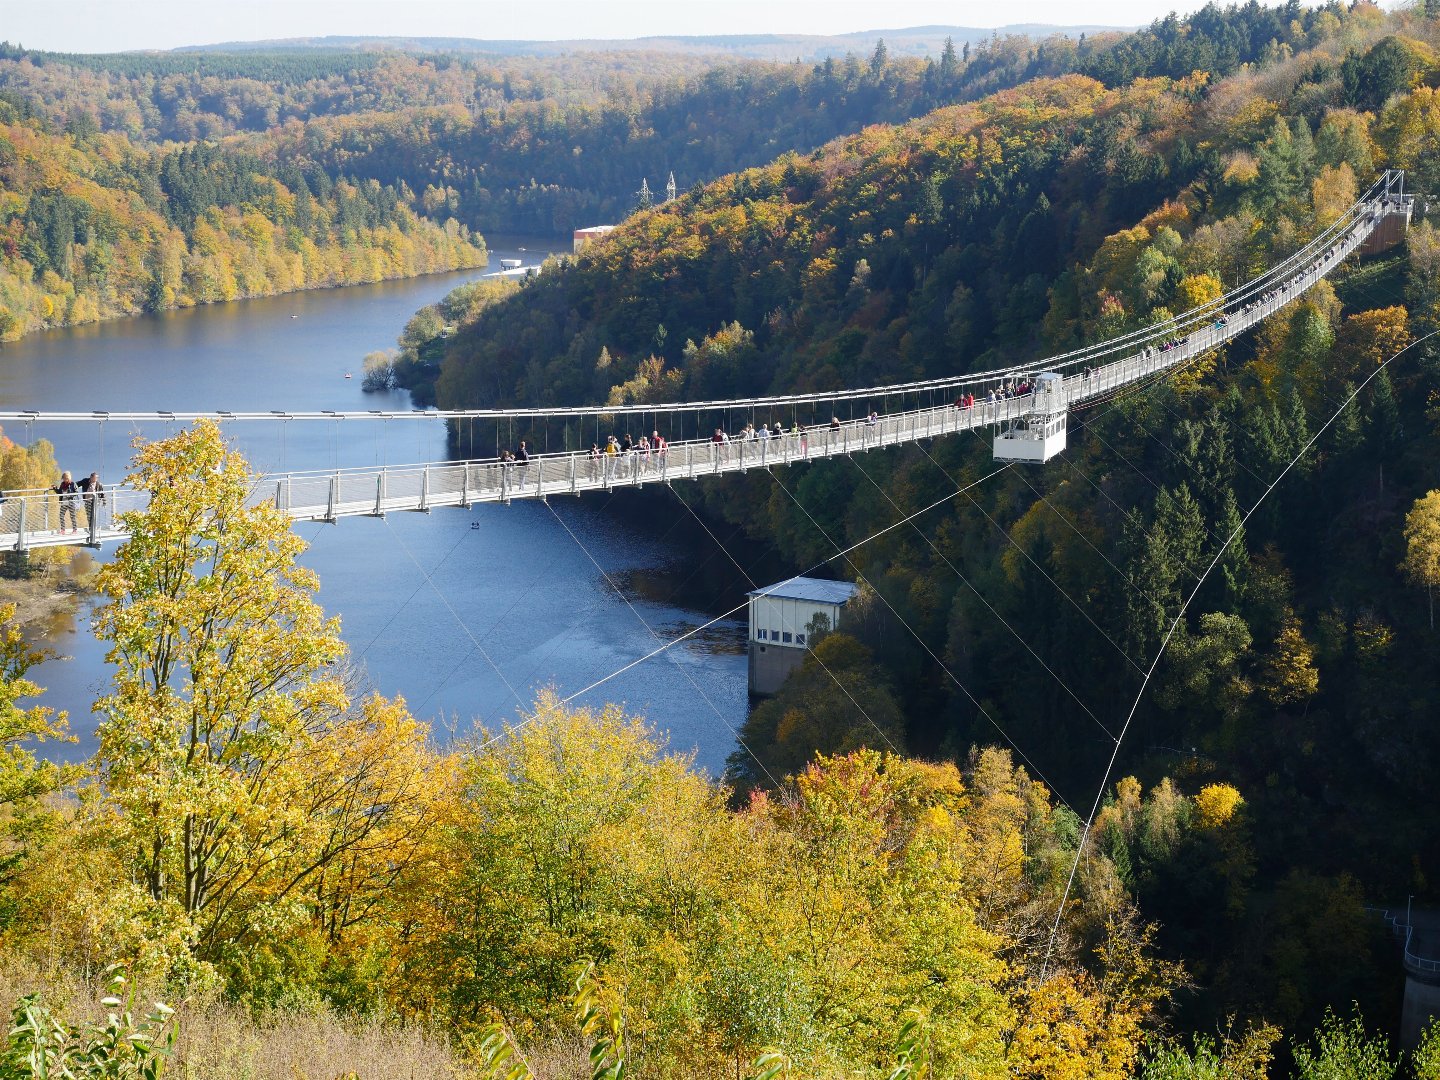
xmin=0 ymin=244 xmax=759 ymax=775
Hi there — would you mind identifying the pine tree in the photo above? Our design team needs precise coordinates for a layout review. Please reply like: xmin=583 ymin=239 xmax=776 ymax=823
xmin=1196 ymin=407 xmax=1238 ymax=505
xmin=1214 ymin=489 xmax=1249 ymax=611
xmin=939 ymin=37 xmax=959 ymax=79
xmin=1123 ymin=509 xmax=1180 ymax=661
xmin=1280 ymin=384 xmax=1313 ymax=478
xmin=1329 ymin=382 xmax=1364 ymax=457
xmin=918 ymin=175 xmax=944 ymax=226
xmin=869 ymin=38 xmax=889 ymax=76
xmin=1366 ymin=368 xmax=1403 ymax=461
xmin=1157 ymin=483 xmax=1206 ymax=583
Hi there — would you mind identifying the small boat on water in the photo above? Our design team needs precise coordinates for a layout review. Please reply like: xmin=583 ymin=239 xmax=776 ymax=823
xmin=344 ymin=372 xmax=352 ymax=379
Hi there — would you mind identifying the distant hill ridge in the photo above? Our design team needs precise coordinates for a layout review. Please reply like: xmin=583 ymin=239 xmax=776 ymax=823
xmin=172 ymin=25 xmax=1132 ymax=61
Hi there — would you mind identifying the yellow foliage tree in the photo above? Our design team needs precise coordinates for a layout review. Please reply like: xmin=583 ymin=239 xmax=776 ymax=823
xmin=421 ymin=700 xmax=1169 ymax=1076
xmin=1194 ymin=783 xmax=1244 ymax=829
xmin=1336 ymin=306 xmax=1412 ymax=385
xmin=1175 ymin=272 xmax=1223 ymax=312
xmin=92 ymin=421 xmax=444 ymax=982
xmin=0 ymin=602 xmax=81 ymax=898
xmin=1402 ymin=490 xmax=1440 ymax=629
xmin=1259 ymin=612 xmax=1320 ymax=706
xmin=1311 ymin=162 xmax=1358 ymax=227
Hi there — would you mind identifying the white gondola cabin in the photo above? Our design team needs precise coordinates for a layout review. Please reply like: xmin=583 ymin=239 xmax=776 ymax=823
xmin=993 ymin=372 xmax=1068 ymax=463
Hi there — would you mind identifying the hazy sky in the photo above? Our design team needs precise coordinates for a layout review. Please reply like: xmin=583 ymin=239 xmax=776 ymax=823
xmin=14 ymin=0 xmax=1240 ymax=54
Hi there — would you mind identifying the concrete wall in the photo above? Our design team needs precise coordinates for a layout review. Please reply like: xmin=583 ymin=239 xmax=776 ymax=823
xmin=1359 ymin=210 xmax=1411 ymax=256
xmin=1402 ymin=975 xmax=1440 ymax=1049
xmin=749 ymin=641 xmax=807 ymax=697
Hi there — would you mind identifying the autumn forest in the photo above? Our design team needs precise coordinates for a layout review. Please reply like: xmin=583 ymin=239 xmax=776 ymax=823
xmin=3 ymin=2 xmax=1440 ymax=1078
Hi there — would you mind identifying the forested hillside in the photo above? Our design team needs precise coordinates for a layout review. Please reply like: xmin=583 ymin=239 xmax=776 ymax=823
xmin=423 ymin=0 xmax=1440 ymax=1051
xmin=229 ymin=1 xmax=1374 ymax=234
xmin=0 ymin=90 xmax=486 ymax=340
xmin=1 ymin=2 xmax=1374 ymax=243
xmin=0 ymin=1 xmax=1384 ymax=342
xmin=5 ymin=2 xmax=1440 ymax=1074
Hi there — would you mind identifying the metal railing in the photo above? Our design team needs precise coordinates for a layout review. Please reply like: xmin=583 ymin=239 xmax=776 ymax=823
xmin=0 ymin=174 xmax=1409 ymax=432
xmin=1368 ymin=906 xmax=1440 ymax=979
xmin=0 ymin=176 xmax=1410 ymax=553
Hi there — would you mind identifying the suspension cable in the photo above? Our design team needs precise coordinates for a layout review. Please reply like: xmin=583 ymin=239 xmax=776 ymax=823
xmin=1039 ymin=328 xmax=1440 ymax=977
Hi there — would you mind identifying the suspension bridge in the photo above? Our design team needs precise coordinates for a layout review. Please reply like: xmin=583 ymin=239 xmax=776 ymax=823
xmin=0 ymin=171 xmax=1415 ymax=553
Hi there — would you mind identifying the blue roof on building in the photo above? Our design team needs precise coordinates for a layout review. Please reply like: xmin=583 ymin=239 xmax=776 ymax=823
xmin=748 ymin=576 xmax=859 ymax=605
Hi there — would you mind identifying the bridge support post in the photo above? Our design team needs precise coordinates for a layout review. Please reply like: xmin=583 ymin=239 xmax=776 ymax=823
xmin=570 ymin=455 xmax=578 ymax=494
xmin=420 ymin=466 xmax=430 ymax=511
xmin=275 ymin=479 xmax=284 ymax=511
xmin=374 ymin=472 xmax=386 ymax=517
xmin=461 ymin=465 xmax=470 ymax=508
xmin=326 ymin=474 xmax=338 ymax=523
xmin=14 ymin=500 xmax=25 ymax=553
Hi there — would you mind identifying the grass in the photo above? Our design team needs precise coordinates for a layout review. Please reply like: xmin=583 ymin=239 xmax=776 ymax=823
xmin=0 ymin=959 xmax=479 ymax=1079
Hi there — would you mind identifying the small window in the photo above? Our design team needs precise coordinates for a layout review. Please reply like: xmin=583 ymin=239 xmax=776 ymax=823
xmin=757 ymin=629 xmax=768 ymax=640
xmin=796 ymin=633 xmax=806 ymax=646
xmin=781 ymin=632 xmax=793 ymax=643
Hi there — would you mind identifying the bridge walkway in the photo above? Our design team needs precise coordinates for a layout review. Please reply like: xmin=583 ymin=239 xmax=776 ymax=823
xmin=0 ymin=173 xmax=1413 ymax=552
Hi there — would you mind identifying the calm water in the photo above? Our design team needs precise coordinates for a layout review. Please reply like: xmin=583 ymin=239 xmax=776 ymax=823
xmin=0 ymin=238 xmax=751 ymax=774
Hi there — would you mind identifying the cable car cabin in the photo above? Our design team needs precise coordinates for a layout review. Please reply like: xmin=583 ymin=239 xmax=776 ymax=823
xmin=993 ymin=372 xmax=1068 ymax=463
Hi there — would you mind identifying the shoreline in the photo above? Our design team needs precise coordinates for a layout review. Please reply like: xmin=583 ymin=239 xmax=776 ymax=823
xmin=0 ymin=253 xmax=493 ymax=348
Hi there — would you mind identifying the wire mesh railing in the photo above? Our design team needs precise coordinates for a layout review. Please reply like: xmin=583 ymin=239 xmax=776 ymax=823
xmin=0 ymin=173 xmax=1411 ymax=552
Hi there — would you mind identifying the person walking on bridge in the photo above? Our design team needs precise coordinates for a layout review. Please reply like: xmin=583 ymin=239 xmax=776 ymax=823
xmin=514 ymin=440 xmax=530 ymax=487
xmin=79 ymin=472 xmax=105 ymax=532
xmin=53 ymin=471 xmax=80 ymax=533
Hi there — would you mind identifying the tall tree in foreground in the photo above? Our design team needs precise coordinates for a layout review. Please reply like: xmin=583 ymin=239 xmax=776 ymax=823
xmin=90 ymin=421 xmax=444 ymax=989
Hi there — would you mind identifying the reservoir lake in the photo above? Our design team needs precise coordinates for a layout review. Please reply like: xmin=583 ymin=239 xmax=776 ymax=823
xmin=0 ymin=238 xmax=752 ymax=775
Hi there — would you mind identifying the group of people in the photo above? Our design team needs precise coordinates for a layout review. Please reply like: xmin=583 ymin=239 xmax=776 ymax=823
xmin=584 ymin=430 xmax=670 ymax=480
xmin=49 ymin=471 xmax=105 ymax=534
xmin=492 ymin=408 xmax=911 ymax=490
xmin=951 ymin=381 xmax=1035 ymax=408
xmin=706 ymin=415 xmax=892 ymax=458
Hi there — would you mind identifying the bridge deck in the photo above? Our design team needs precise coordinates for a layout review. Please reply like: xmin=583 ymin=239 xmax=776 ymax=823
xmin=0 ymin=180 xmax=1408 ymax=553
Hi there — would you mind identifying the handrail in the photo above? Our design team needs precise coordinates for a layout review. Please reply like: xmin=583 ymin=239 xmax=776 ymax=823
xmin=0 ymin=188 xmax=1390 ymax=501
xmin=1367 ymin=906 xmax=1440 ymax=978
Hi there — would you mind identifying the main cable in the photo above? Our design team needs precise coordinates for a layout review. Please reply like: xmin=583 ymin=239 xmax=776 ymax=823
xmin=667 ymin=482 xmax=900 ymax=759
xmin=539 ymin=498 xmax=782 ymax=788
